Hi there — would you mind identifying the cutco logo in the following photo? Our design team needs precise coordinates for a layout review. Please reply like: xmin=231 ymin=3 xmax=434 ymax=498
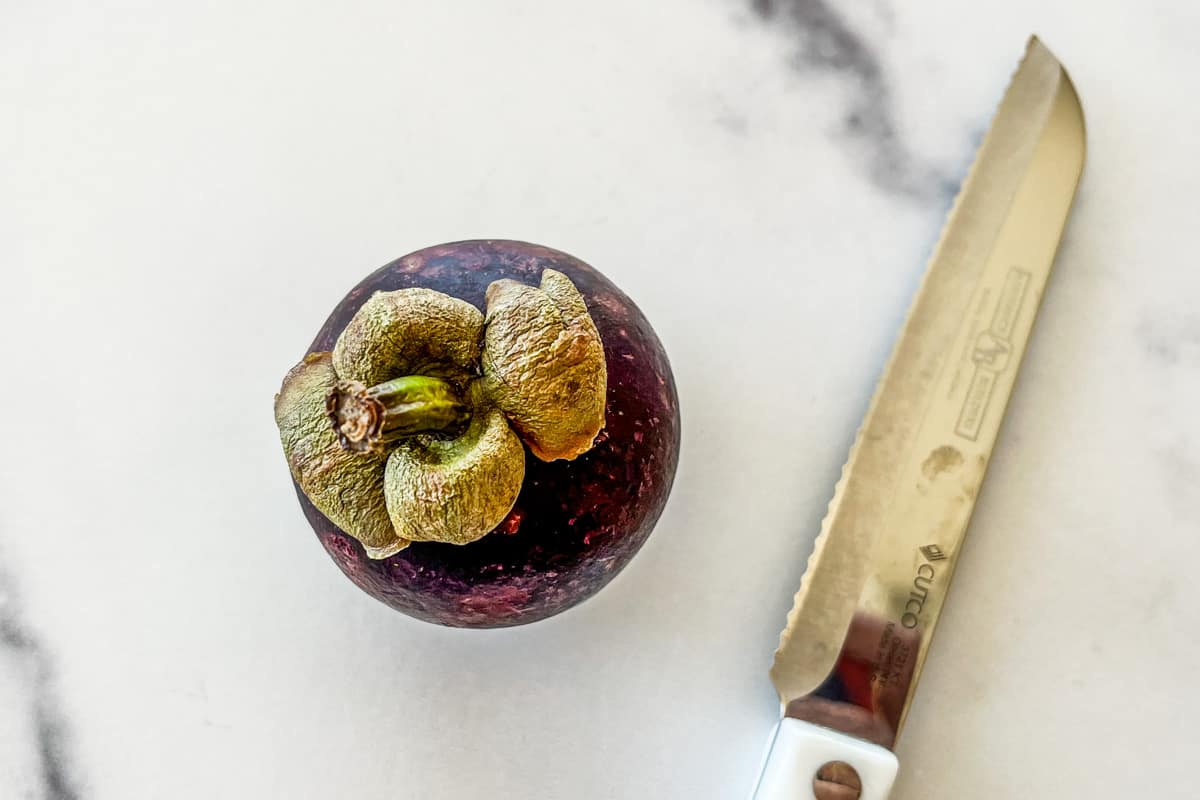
xmin=901 ymin=547 xmax=944 ymax=629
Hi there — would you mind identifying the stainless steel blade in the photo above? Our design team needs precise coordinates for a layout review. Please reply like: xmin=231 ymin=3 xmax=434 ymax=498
xmin=769 ymin=37 xmax=1085 ymax=747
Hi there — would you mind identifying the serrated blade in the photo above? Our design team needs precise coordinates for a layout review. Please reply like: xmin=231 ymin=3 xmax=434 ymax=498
xmin=769 ymin=37 xmax=1085 ymax=745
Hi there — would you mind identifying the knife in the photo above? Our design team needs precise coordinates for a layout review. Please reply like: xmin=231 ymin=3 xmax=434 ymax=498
xmin=751 ymin=37 xmax=1085 ymax=800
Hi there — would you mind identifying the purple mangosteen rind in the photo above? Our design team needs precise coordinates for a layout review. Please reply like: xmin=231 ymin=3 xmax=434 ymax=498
xmin=276 ymin=240 xmax=680 ymax=628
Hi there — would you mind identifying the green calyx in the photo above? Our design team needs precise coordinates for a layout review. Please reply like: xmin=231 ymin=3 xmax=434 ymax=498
xmin=327 ymin=375 xmax=470 ymax=452
xmin=274 ymin=270 xmax=608 ymax=557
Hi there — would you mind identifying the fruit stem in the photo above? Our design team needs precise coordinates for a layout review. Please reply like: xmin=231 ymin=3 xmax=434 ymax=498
xmin=326 ymin=375 xmax=469 ymax=452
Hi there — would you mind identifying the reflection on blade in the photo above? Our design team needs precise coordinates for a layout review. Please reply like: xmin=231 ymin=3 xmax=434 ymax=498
xmin=769 ymin=37 xmax=1085 ymax=745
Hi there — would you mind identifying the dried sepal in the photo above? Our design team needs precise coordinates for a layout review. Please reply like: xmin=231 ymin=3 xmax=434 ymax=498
xmin=333 ymin=288 xmax=484 ymax=388
xmin=274 ymin=352 xmax=409 ymax=558
xmin=481 ymin=269 xmax=607 ymax=461
xmin=383 ymin=403 xmax=525 ymax=545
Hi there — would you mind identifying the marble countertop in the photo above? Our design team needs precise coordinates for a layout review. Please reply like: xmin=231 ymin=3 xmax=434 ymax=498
xmin=3 ymin=1 xmax=1198 ymax=798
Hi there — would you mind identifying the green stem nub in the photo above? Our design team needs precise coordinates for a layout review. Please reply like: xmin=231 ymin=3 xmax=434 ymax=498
xmin=327 ymin=375 xmax=469 ymax=453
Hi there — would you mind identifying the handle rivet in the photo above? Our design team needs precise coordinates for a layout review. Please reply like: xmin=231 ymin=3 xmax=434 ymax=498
xmin=813 ymin=760 xmax=862 ymax=800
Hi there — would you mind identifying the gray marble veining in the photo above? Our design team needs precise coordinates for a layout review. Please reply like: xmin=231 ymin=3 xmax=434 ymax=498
xmin=750 ymin=0 xmax=957 ymax=200
xmin=0 ymin=562 xmax=79 ymax=800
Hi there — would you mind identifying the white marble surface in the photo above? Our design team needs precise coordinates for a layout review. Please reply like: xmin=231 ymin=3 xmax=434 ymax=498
xmin=2 ymin=1 xmax=1198 ymax=798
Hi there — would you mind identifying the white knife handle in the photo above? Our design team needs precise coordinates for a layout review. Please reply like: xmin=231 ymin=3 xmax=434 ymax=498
xmin=751 ymin=718 xmax=898 ymax=800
